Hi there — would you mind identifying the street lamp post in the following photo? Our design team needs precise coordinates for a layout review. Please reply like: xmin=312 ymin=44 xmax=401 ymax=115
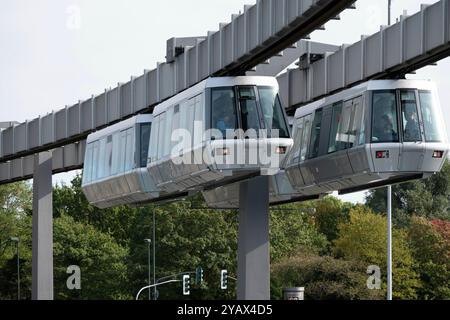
xmin=152 ymin=210 xmax=156 ymax=300
xmin=10 ymin=237 xmax=20 ymax=300
xmin=144 ymin=239 xmax=152 ymax=300
xmin=387 ymin=0 xmax=393 ymax=301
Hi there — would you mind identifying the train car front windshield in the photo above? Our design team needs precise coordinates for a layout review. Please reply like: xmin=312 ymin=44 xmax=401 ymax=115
xmin=372 ymin=89 xmax=445 ymax=144
xmin=211 ymin=86 xmax=290 ymax=138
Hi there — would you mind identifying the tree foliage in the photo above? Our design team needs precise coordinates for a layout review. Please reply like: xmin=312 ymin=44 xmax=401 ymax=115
xmin=366 ymin=160 xmax=450 ymax=225
xmin=333 ymin=207 xmax=421 ymax=299
xmin=271 ymin=252 xmax=383 ymax=300
xmin=407 ymin=217 xmax=450 ymax=299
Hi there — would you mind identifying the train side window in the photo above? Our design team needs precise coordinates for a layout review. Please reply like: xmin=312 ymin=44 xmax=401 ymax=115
xmin=258 ymin=87 xmax=290 ymax=138
xmin=400 ymin=90 xmax=421 ymax=142
xmin=308 ymin=109 xmax=323 ymax=159
xmin=211 ymin=88 xmax=237 ymax=138
xmin=111 ymin=132 xmax=121 ymax=174
xmin=419 ymin=91 xmax=444 ymax=142
xmin=97 ymin=137 xmax=107 ymax=179
xmin=186 ymin=99 xmax=195 ymax=148
xmin=105 ymin=135 xmax=113 ymax=176
xmin=300 ymin=114 xmax=312 ymax=161
xmin=171 ymin=105 xmax=180 ymax=150
xmin=124 ymin=127 xmax=135 ymax=171
xmin=83 ymin=143 xmax=94 ymax=184
xmin=91 ymin=140 xmax=100 ymax=180
xmin=290 ymin=117 xmax=305 ymax=165
xmin=163 ymin=108 xmax=173 ymax=157
xmin=193 ymin=94 xmax=204 ymax=147
xmin=148 ymin=116 xmax=159 ymax=163
xmin=118 ymin=130 xmax=127 ymax=173
xmin=140 ymin=124 xmax=151 ymax=168
xmin=371 ymin=91 xmax=399 ymax=143
xmin=328 ymin=102 xmax=343 ymax=153
xmin=157 ymin=113 xmax=166 ymax=160
xmin=349 ymin=97 xmax=364 ymax=148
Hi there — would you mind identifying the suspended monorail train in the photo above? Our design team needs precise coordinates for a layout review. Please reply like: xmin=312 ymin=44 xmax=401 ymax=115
xmin=284 ymin=79 xmax=449 ymax=197
xmin=82 ymin=77 xmax=449 ymax=209
xmin=82 ymin=76 xmax=292 ymax=208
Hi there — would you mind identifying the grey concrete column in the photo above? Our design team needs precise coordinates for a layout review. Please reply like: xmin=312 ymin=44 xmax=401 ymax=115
xmin=32 ymin=151 xmax=53 ymax=300
xmin=237 ymin=176 xmax=270 ymax=300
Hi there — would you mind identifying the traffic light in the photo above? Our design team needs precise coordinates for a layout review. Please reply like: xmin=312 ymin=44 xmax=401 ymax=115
xmin=220 ymin=270 xmax=228 ymax=290
xmin=195 ymin=267 xmax=204 ymax=286
xmin=182 ymin=274 xmax=190 ymax=295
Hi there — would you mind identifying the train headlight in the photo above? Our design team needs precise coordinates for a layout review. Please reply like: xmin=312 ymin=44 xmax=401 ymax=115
xmin=215 ymin=147 xmax=231 ymax=156
xmin=276 ymin=146 xmax=287 ymax=155
xmin=433 ymin=150 xmax=444 ymax=159
xmin=376 ymin=150 xmax=390 ymax=159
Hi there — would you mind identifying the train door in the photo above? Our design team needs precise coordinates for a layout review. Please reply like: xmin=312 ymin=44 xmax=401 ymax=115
xmin=347 ymin=96 xmax=370 ymax=174
xmin=329 ymin=100 xmax=354 ymax=180
xmin=370 ymin=90 xmax=401 ymax=173
xmin=398 ymin=90 xmax=425 ymax=172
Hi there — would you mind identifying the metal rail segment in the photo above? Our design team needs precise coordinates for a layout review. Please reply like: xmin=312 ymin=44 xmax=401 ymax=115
xmin=0 ymin=0 xmax=355 ymax=165
xmin=279 ymin=0 xmax=450 ymax=113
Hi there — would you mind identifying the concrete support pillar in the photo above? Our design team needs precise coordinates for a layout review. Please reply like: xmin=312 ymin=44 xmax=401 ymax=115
xmin=237 ymin=176 xmax=270 ymax=300
xmin=32 ymin=151 xmax=53 ymax=300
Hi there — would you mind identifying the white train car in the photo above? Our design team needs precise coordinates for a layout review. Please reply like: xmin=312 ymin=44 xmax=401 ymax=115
xmin=284 ymin=79 xmax=450 ymax=197
xmin=146 ymin=76 xmax=293 ymax=195
xmin=82 ymin=115 xmax=159 ymax=209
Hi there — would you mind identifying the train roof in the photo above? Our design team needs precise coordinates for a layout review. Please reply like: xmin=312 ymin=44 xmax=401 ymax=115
xmin=152 ymin=76 xmax=279 ymax=117
xmin=294 ymin=79 xmax=437 ymax=118
xmin=87 ymin=114 xmax=153 ymax=143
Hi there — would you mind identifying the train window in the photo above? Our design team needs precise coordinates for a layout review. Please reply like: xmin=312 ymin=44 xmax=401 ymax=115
xmin=290 ymin=117 xmax=305 ymax=165
xmin=97 ymin=138 xmax=107 ymax=179
xmin=211 ymin=88 xmax=237 ymax=137
xmin=258 ymin=87 xmax=290 ymax=138
xmin=308 ymin=109 xmax=323 ymax=158
xmin=149 ymin=116 xmax=159 ymax=163
xmin=186 ymin=99 xmax=195 ymax=147
xmin=158 ymin=113 xmax=167 ymax=159
xmin=111 ymin=132 xmax=121 ymax=174
xmin=91 ymin=141 xmax=100 ymax=180
xmin=118 ymin=130 xmax=127 ymax=173
xmin=419 ymin=91 xmax=444 ymax=142
xmin=349 ymin=97 xmax=364 ymax=148
xmin=371 ymin=91 xmax=399 ymax=143
xmin=83 ymin=143 xmax=94 ymax=183
xmin=124 ymin=128 xmax=135 ymax=171
xmin=328 ymin=102 xmax=343 ymax=153
xmin=300 ymin=115 xmax=312 ymax=161
xmin=193 ymin=94 xmax=204 ymax=147
xmin=239 ymin=87 xmax=261 ymax=133
xmin=140 ymin=124 xmax=151 ymax=167
xmin=400 ymin=90 xmax=422 ymax=142
xmin=163 ymin=109 xmax=173 ymax=157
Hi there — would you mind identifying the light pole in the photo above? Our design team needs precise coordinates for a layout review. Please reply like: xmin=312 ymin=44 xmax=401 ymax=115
xmin=152 ymin=210 xmax=156 ymax=300
xmin=144 ymin=239 xmax=152 ymax=300
xmin=10 ymin=237 xmax=20 ymax=300
xmin=387 ymin=0 xmax=393 ymax=301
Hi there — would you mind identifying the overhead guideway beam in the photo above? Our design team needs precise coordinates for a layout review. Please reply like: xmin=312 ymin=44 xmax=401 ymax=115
xmin=279 ymin=0 xmax=450 ymax=113
xmin=0 ymin=0 xmax=355 ymax=165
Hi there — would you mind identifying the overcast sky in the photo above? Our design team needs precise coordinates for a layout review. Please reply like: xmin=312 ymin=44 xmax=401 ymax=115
xmin=1 ymin=0 xmax=448 ymax=203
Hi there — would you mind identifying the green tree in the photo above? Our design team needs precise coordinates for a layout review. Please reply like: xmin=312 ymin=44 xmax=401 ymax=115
xmin=408 ymin=217 xmax=450 ymax=299
xmin=270 ymin=203 xmax=329 ymax=262
xmin=54 ymin=174 xmax=138 ymax=247
xmin=366 ymin=160 xmax=450 ymax=225
xmin=271 ymin=251 xmax=383 ymax=300
xmin=333 ymin=207 xmax=421 ymax=299
xmin=53 ymin=214 xmax=130 ymax=300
